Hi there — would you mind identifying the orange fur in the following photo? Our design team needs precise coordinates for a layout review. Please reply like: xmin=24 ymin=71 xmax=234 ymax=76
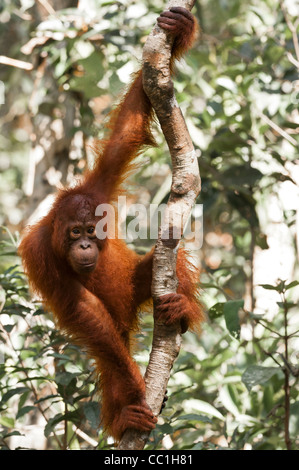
xmin=19 ymin=9 xmax=202 ymax=442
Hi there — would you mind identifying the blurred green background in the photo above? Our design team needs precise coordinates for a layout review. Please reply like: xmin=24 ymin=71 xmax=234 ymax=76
xmin=0 ymin=0 xmax=298 ymax=450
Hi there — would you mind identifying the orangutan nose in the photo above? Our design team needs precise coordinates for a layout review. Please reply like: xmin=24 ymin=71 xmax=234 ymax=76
xmin=80 ymin=240 xmax=91 ymax=250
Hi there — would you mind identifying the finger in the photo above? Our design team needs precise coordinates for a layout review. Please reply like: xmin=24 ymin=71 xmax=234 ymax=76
xmin=169 ymin=6 xmax=194 ymax=22
xmin=157 ymin=24 xmax=177 ymax=32
xmin=126 ymin=405 xmax=154 ymax=418
xmin=158 ymin=13 xmax=177 ymax=22
xmin=156 ymin=303 xmax=172 ymax=312
xmin=180 ymin=318 xmax=189 ymax=334
xmin=159 ymin=293 xmax=182 ymax=302
xmin=159 ymin=10 xmax=190 ymax=27
xmin=157 ymin=17 xmax=177 ymax=26
xmin=127 ymin=419 xmax=157 ymax=430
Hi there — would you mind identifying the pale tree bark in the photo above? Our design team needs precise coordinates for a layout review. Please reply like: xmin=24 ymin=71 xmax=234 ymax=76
xmin=117 ymin=0 xmax=200 ymax=450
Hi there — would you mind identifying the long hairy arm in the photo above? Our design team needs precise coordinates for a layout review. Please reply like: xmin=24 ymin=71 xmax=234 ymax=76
xmin=83 ymin=7 xmax=198 ymax=201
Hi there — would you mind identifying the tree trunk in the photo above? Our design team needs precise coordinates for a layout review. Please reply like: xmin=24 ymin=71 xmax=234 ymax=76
xmin=117 ymin=0 xmax=200 ymax=450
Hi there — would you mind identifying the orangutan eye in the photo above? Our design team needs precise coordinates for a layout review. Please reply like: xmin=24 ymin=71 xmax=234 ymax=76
xmin=70 ymin=227 xmax=81 ymax=239
xmin=87 ymin=226 xmax=95 ymax=235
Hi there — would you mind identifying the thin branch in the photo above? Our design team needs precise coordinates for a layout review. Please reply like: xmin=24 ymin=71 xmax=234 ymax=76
xmin=258 ymin=112 xmax=297 ymax=146
xmin=0 ymin=56 xmax=33 ymax=71
xmin=282 ymin=292 xmax=292 ymax=450
xmin=71 ymin=426 xmax=98 ymax=447
xmin=278 ymin=353 xmax=299 ymax=378
xmin=259 ymin=347 xmax=283 ymax=369
xmin=0 ymin=319 xmax=63 ymax=449
xmin=280 ymin=0 xmax=299 ymax=67
xmin=37 ymin=0 xmax=56 ymax=15
xmin=286 ymin=51 xmax=299 ymax=69
xmin=288 ymin=328 xmax=299 ymax=338
xmin=255 ymin=318 xmax=284 ymax=337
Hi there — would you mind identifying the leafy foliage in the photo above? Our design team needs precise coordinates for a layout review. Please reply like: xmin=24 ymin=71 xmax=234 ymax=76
xmin=0 ymin=236 xmax=106 ymax=449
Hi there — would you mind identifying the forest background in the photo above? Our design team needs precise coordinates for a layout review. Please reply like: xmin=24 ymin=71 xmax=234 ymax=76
xmin=0 ymin=0 xmax=298 ymax=450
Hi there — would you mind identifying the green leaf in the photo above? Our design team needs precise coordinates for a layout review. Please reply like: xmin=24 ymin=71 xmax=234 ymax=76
xmin=223 ymin=300 xmax=243 ymax=339
xmin=227 ymin=191 xmax=259 ymax=226
xmin=277 ymin=301 xmax=296 ymax=310
xmin=66 ymin=50 xmax=105 ymax=99
xmin=259 ymin=283 xmax=279 ymax=291
xmin=255 ymin=232 xmax=269 ymax=250
xmin=16 ymin=406 xmax=36 ymax=419
xmin=183 ymin=399 xmax=225 ymax=421
xmin=55 ymin=371 xmax=79 ymax=386
xmin=192 ymin=442 xmax=204 ymax=450
xmin=219 ymin=385 xmax=241 ymax=417
xmin=18 ymin=389 xmax=30 ymax=409
xmin=1 ymin=387 xmax=30 ymax=403
xmin=285 ymin=280 xmax=299 ymax=291
xmin=3 ymin=324 xmax=14 ymax=333
xmin=263 ymin=385 xmax=274 ymax=414
xmin=221 ymin=165 xmax=263 ymax=187
xmin=209 ymin=302 xmax=224 ymax=319
xmin=259 ymin=281 xmax=286 ymax=293
xmin=35 ymin=394 xmax=60 ymax=404
xmin=158 ymin=422 xmax=173 ymax=434
xmin=0 ymin=416 xmax=14 ymax=427
xmin=290 ymin=402 xmax=299 ymax=438
xmin=44 ymin=413 xmax=63 ymax=438
xmin=176 ymin=413 xmax=212 ymax=423
xmin=242 ymin=365 xmax=280 ymax=391
xmin=270 ymin=172 xmax=296 ymax=184
xmin=83 ymin=402 xmax=100 ymax=429
xmin=2 ymin=431 xmax=23 ymax=438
